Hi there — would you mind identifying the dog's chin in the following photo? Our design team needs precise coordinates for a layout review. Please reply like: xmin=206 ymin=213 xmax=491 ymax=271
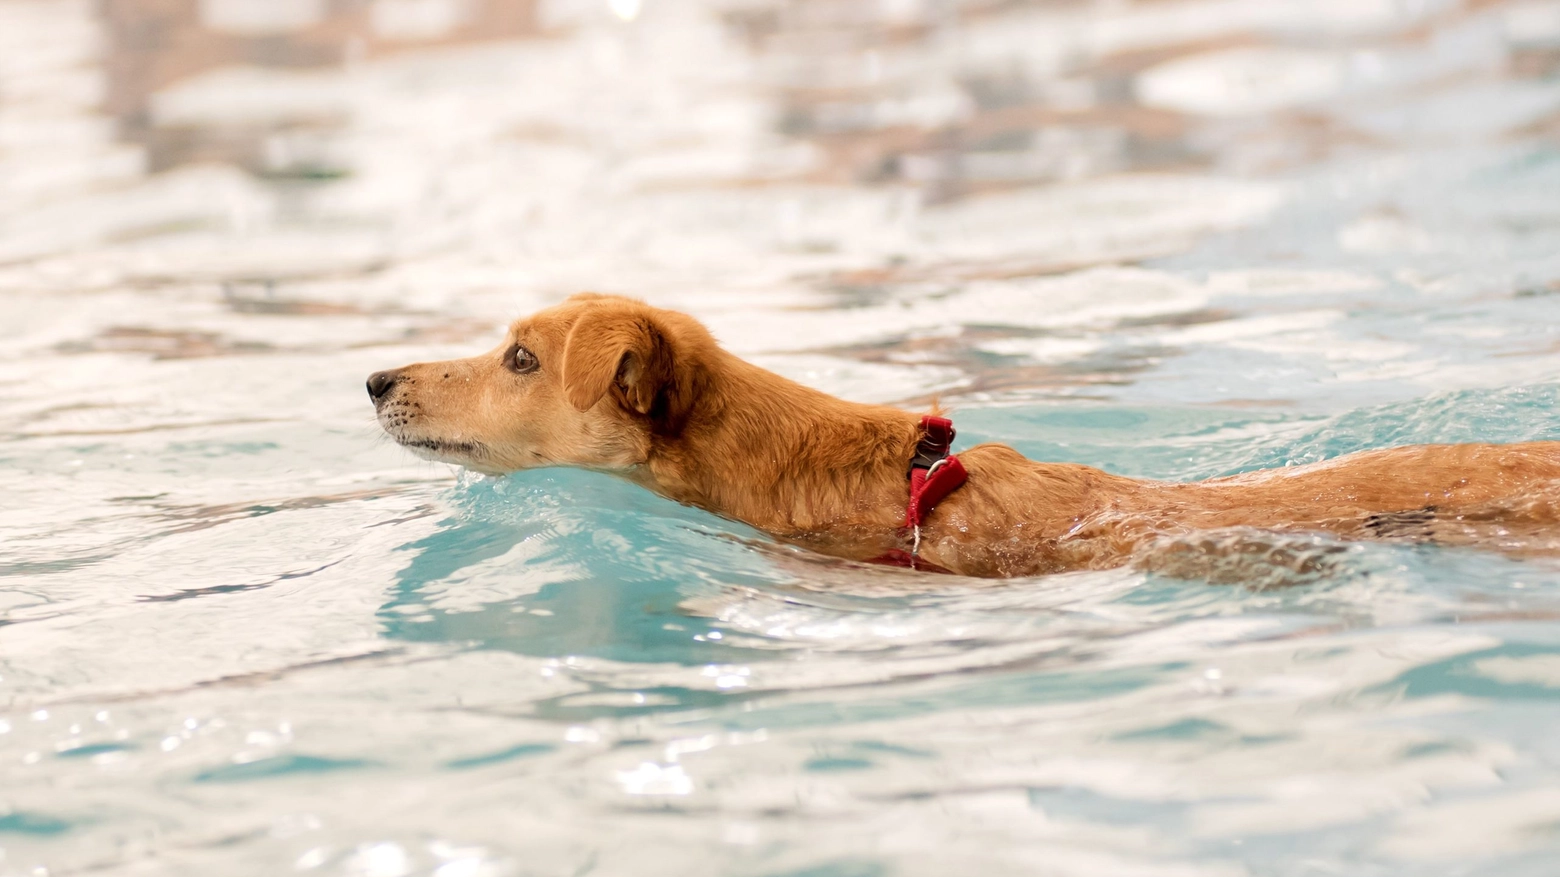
xmin=389 ymin=432 xmax=494 ymax=471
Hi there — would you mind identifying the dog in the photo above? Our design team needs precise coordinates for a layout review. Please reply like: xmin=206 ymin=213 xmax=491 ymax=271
xmin=368 ymin=294 xmax=1560 ymax=579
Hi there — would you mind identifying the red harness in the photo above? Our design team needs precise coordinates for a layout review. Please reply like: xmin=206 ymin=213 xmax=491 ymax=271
xmin=869 ymin=415 xmax=968 ymax=572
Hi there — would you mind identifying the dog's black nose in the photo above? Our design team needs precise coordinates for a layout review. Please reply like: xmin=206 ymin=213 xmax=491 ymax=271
xmin=366 ymin=370 xmax=400 ymax=402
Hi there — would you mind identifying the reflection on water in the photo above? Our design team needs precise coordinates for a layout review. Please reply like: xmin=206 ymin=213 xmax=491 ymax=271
xmin=5 ymin=0 xmax=1560 ymax=875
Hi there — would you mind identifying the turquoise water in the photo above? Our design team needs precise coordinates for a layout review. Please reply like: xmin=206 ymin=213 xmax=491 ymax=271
xmin=7 ymin=1 xmax=1560 ymax=875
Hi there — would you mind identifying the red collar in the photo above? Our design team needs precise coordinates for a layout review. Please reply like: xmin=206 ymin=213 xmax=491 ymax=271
xmin=869 ymin=415 xmax=968 ymax=572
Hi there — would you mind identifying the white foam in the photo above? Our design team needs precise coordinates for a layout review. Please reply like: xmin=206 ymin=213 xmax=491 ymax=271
xmin=198 ymin=0 xmax=326 ymax=35
xmin=1204 ymin=270 xmax=1384 ymax=298
xmin=1136 ymin=47 xmax=1346 ymax=117
xmin=708 ymin=267 xmax=1214 ymax=357
xmin=150 ymin=65 xmax=356 ymax=127
xmin=1503 ymin=0 xmax=1560 ymax=44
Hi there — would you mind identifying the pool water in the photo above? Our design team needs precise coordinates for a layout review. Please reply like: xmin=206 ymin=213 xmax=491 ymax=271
xmin=5 ymin=1 xmax=1560 ymax=875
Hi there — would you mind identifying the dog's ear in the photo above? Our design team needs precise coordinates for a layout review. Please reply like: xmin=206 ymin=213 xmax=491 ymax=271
xmin=561 ymin=303 xmax=700 ymax=431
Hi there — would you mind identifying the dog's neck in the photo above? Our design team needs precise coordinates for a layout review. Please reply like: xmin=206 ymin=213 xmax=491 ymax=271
xmin=628 ymin=353 xmax=923 ymax=544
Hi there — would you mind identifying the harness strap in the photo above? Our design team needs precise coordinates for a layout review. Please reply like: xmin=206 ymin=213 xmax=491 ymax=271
xmin=869 ymin=415 xmax=968 ymax=571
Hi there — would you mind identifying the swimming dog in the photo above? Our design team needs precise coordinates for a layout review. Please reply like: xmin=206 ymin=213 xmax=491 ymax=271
xmin=369 ymin=294 xmax=1560 ymax=578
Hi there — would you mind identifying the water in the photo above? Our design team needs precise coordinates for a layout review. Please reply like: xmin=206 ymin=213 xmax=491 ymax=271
xmin=5 ymin=0 xmax=1560 ymax=874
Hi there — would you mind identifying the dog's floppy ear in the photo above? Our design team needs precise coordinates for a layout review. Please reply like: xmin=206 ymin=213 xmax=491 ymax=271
xmin=561 ymin=302 xmax=699 ymax=431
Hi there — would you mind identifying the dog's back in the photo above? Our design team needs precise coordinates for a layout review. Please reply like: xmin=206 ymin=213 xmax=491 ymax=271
xmin=925 ymin=441 xmax=1560 ymax=576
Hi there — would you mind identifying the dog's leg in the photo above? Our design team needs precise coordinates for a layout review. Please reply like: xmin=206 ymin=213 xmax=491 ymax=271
xmin=1131 ymin=528 xmax=1354 ymax=590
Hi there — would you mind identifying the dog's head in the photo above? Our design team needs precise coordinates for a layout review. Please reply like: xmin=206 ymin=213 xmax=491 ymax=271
xmin=368 ymin=294 xmax=716 ymax=475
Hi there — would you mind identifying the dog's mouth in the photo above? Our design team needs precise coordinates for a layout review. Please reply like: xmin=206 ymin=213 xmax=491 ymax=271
xmin=398 ymin=436 xmax=486 ymax=458
xmin=380 ymin=419 xmax=489 ymax=466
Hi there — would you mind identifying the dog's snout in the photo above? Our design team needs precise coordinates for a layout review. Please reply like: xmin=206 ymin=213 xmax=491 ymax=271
xmin=366 ymin=369 xmax=402 ymax=402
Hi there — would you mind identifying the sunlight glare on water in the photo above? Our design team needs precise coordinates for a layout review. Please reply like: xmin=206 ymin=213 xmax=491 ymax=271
xmin=3 ymin=0 xmax=1560 ymax=875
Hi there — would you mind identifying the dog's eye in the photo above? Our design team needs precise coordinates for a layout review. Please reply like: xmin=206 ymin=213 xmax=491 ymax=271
xmin=509 ymin=345 xmax=539 ymax=375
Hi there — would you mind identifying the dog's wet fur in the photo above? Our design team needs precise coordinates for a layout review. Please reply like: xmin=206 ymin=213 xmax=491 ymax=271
xmin=370 ymin=294 xmax=1560 ymax=578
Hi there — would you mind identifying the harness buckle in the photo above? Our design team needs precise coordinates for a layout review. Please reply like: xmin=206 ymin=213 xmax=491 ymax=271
xmin=907 ymin=416 xmax=957 ymax=475
xmin=907 ymin=445 xmax=944 ymax=474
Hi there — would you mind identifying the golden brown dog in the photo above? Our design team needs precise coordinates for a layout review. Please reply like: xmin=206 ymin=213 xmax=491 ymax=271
xmin=368 ymin=294 xmax=1560 ymax=578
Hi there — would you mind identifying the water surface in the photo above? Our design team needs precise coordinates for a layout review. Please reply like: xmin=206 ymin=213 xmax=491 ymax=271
xmin=4 ymin=1 xmax=1560 ymax=875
